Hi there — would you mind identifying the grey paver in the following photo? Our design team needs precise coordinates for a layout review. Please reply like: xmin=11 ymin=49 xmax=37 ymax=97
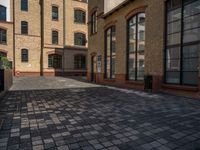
xmin=0 ymin=77 xmax=200 ymax=150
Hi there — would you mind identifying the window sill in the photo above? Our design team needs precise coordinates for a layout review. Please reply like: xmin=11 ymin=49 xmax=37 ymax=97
xmin=162 ymin=84 xmax=198 ymax=92
xmin=74 ymin=22 xmax=86 ymax=25
xmin=0 ymin=43 xmax=7 ymax=45
xmin=52 ymin=19 xmax=59 ymax=21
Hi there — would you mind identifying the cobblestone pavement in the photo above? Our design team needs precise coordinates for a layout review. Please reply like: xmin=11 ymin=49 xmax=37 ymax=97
xmin=0 ymin=77 xmax=200 ymax=150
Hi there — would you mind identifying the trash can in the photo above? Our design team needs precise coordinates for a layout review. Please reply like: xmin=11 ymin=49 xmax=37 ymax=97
xmin=144 ymin=75 xmax=153 ymax=92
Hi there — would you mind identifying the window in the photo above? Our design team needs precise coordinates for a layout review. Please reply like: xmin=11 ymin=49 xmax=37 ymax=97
xmin=165 ymin=0 xmax=200 ymax=86
xmin=0 ymin=5 xmax=6 ymax=21
xmin=105 ymin=26 xmax=116 ymax=79
xmin=74 ymin=9 xmax=86 ymax=24
xmin=0 ymin=52 xmax=7 ymax=58
xmin=21 ymin=49 xmax=28 ymax=62
xmin=48 ymin=54 xmax=62 ymax=69
xmin=91 ymin=11 xmax=97 ymax=34
xmin=127 ymin=13 xmax=145 ymax=81
xmin=21 ymin=21 xmax=28 ymax=34
xmin=74 ymin=55 xmax=86 ymax=69
xmin=0 ymin=28 xmax=7 ymax=44
xmin=52 ymin=31 xmax=58 ymax=44
xmin=74 ymin=33 xmax=86 ymax=46
xmin=21 ymin=0 xmax=28 ymax=11
xmin=52 ymin=6 xmax=59 ymax=21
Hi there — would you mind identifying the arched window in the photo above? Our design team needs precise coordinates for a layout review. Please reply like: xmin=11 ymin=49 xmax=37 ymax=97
xmin=105 ymin=26 xmax=116 ymax=79
xmin=74 ymin=32 xmax=86 ymax=46
xmin=21 ymin=49 xmax=28 ymax=62
xmin=74 ymin=55 xmax=86 ymax=69
xmin=52 ymin=30 xmax=59 ymax=44
xmin=165 ymin=0 xmax=200 ymax=86
xmin=0 ymin=28 xmax=7 ymax=44
xmin=74 ymin=9 xmax=86 ymax=24
xmin=48 ymin=54 xmax=62 ymax=69
xmin=127 ymin=13 xmax=145 ymax=81
xmin=21 ymin=21 xmax=28 ymax=34
xmin=21 ymin=0 xmax=28 ymax=11
xmin=0 ymin=5 xmax=6 ymax=21
xmin=91 ymin=11 xmax=97 ymax=34
xmin=52 ymin=6 xmax=59 ymax=21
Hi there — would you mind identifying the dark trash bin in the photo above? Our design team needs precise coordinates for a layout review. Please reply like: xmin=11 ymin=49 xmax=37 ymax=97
xmin=144 ymin=75 xmax=153 ymax=92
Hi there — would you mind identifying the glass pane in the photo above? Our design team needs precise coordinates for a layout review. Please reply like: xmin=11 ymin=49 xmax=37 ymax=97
xmin=182 ymin=58 xmax=198 ymax=71
xmin=167 ymin=20 xmax=181 ymax=34
xmin=129 ymin=43 xmax=135 ymax=52
xmin=138 ymin=13 xmax=145 ymax=24
xmin=183 ymin=28 xmax=200 ymax=43
xmin=166 ymin=71 xmax=180 ymax=84
xmin=166 ymin=47 xmax=180 ymax=59
xmin=167 ymin=33 xmax=181 ymax=45
xmin=129 ymin=57 xmax=135 ymax=80
xmin=167 ymin=0 xmax=181 ymax=10
xmin=168 ymin=8 xmax=181 ymax=22
xmin=166 ymin=59 xmax=180 ymax=71
xmin=184 ymin=0 xmax=200 ymax=17
xmin=129 ymin=16 xmax=136 ymax=26
xmin=182 ymin=72 xmax=198 ymax=85
xmin=184 ymin=14 xmax=200 ymax=30
xmin=137 ymin=59 xmax=144 ymax=80
xmin=111 ymin=57 xmax=115 ymax=78
xmin=129 ymin=25 xmax=136 ymax=40
xmin=183 ymin=44 xmax=199 ymax=59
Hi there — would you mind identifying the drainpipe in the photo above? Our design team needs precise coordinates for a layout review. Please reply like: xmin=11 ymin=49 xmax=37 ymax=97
xmin=40 ymin=0 xmax=44 ymax=76
xmin=62 ymin=0 xmax=66 ymax=76
xmin=13 ymin=0 xmax=15 ymax=76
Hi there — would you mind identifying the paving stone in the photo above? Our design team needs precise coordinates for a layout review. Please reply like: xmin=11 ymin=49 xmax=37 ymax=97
xmin=0 ymin=77 xmax=199 ymax=150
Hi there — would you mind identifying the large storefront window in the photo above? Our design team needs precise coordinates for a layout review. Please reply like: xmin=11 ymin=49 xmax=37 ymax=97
xmin=105 ymin=26 xmax=116 ymax=79
xmin=74 ymin=55 xmax=86 ymax=69
xmin=165 ymin=0 xmax=200 ymax=86
xmin=127 ymin=13 xmax=145 ymax=81
xmin=48 ymin=54 xmax=62 ymax=69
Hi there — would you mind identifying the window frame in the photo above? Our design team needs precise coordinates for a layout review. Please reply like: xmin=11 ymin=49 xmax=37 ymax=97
xmin=164 ymin=0 xmax=200 ymax=86
xmin=52 ymin=5 xmax=59 ymax=21
xmin=48 ymin=54 xmax=62 ymax=69
xmin=74 ymin=9 xmax=86 ymax=24
xmin=0 ymin=28 xmax=7 ymax=44
xmin=21 ymin=21 xmax=28 ymax=35
xmin=91 ymin=11 xmax=97 ymax=34
xmin=21 ymin=0 xmax=28 ymax=11
xmin=104 ymin=26 xmax=116 ymax=79
xmin=52 ymin=30 xmax=59 ymax=45
xmin=21 ymin=49 xmax=28 ymax=62
xmin=0 ymin=5 xmax=7 ymax=21
xmin=74 ymin=32 xmax=86 ymax=46
xmin=74 ymin=55 xmax=86 ymax=69
xmin=127 ymin=13 xmax=145 ymax=81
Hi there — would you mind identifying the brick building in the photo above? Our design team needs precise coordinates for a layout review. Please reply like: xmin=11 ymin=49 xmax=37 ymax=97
xmin=0 ymin=0 xmax=88 ymax=76
xmin=87 ymin=0 xmax=200 ymax=98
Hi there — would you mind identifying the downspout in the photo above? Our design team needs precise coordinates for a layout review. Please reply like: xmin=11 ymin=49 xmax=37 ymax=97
xmin=40 ymin=0 xmax=44 ymax=76
xmin=62 ymin=0 xmax=66 ymax=76
xmin=13 ymin=0 xmax=15 ymax=76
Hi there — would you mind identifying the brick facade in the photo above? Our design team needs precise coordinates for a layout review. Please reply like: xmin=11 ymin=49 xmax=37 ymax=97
xmin=0 ymin=0 xmax=88 ymax=76
xmin=87 ymin=0 xmax=200 ymax=98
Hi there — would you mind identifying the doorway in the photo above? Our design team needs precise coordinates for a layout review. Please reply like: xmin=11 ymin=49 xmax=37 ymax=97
xmin=91 ymin=55 xmax=96 ymax=82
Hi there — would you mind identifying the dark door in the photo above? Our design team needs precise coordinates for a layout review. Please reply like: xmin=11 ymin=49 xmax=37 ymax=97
xmin=91 ymin=56 xmax=96 ymax=82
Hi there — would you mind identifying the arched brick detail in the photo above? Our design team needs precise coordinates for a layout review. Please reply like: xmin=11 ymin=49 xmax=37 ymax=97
xmin=103 ymin=20 xmax=117 ymax=30
xmin=125 ymin=6 xmax=147 ymax=20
